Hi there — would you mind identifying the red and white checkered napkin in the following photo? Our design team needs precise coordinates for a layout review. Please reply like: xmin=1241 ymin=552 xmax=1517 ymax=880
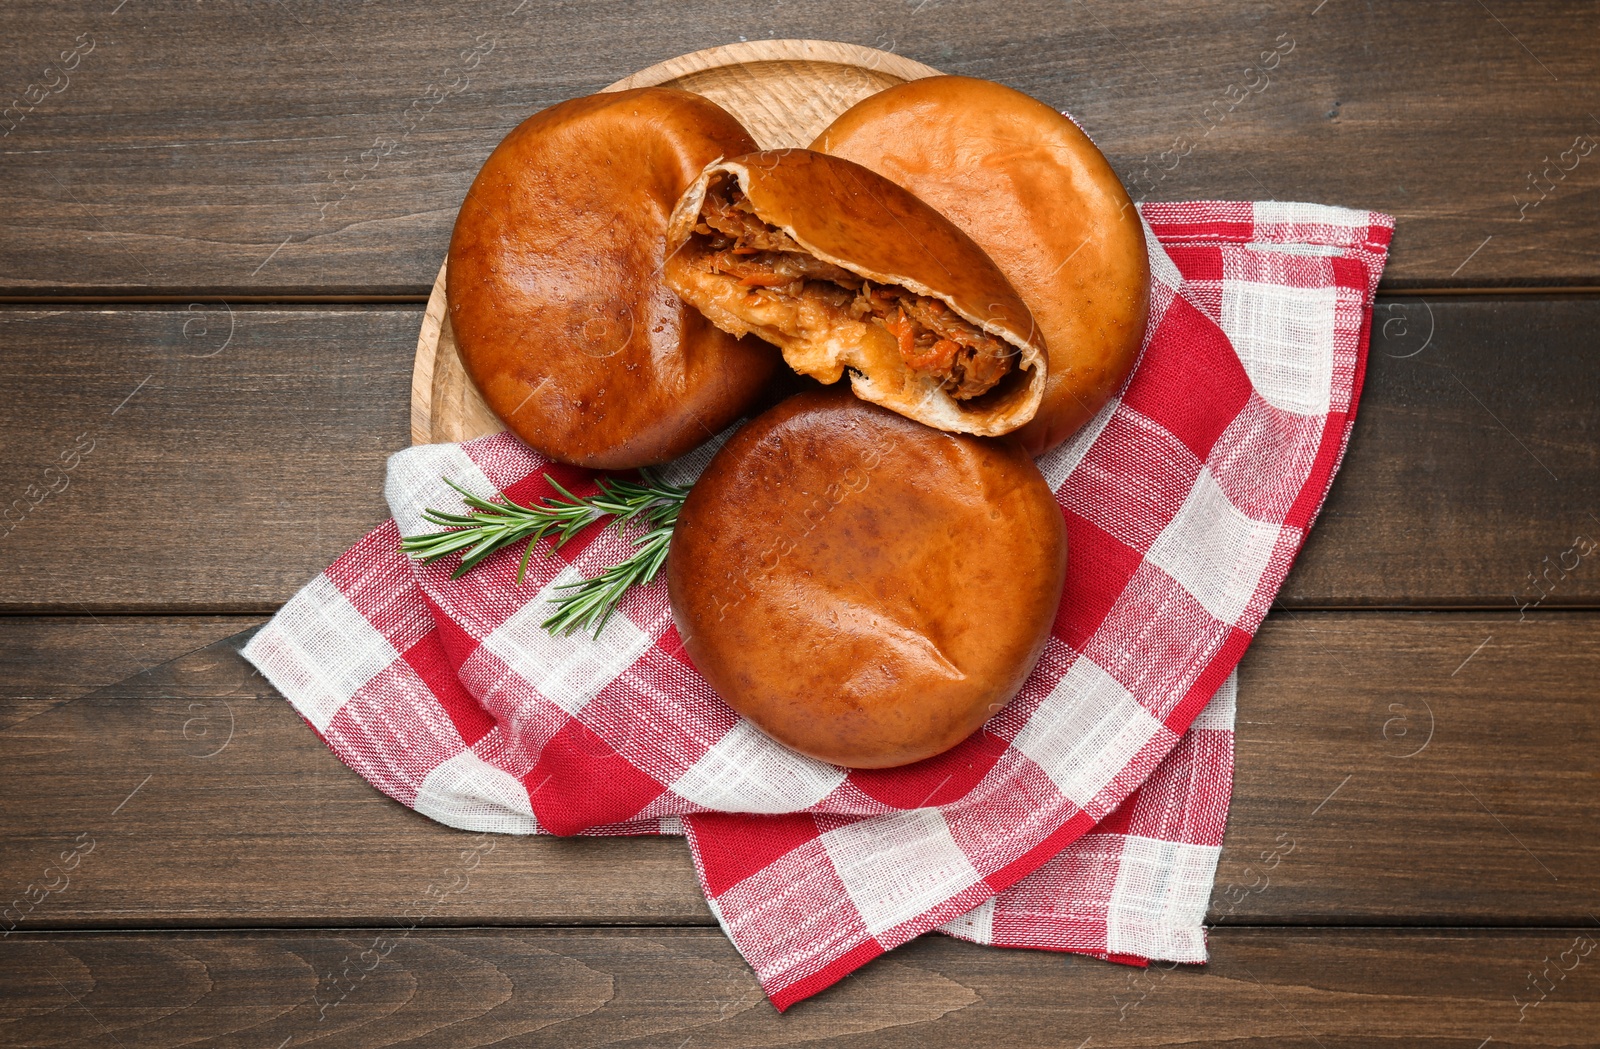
xmin=245 ymin=201 xmax=1391 ymax=1009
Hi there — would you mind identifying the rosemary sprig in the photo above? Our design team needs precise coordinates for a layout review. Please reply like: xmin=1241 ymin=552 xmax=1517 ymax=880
xmin=400 ymin=470 xmax=690 ymax=637
xmin=540 ymin=515 xmax=677 ymax=638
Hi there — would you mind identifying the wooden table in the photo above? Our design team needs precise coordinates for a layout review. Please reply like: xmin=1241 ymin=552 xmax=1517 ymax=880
xmin=3 ymin=3 xmax=1598 ymax=1044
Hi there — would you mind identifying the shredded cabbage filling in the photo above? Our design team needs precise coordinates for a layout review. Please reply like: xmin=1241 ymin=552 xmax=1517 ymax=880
xmin=686 ymin=176 xmax=1017 ymax=400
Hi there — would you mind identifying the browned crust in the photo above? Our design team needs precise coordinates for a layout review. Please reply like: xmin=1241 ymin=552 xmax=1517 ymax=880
xmin=812 ymin=76 xmax=1150 ymax=456
xmin=447 ymin=88 xmax=776 ymax=469
xmin=667 ymin=388 xmax=1067 ymax=769
xmin=663 ymin=149 xmax=1048 ymax=437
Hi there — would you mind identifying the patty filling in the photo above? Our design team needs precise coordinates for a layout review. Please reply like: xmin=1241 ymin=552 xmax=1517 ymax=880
xmin=683 ymin=175 xmax=1016 ymax=400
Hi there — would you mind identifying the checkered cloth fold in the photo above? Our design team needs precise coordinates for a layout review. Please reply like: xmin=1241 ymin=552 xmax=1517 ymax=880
xmin=245 ymin=201 xmax=1391 ymax=1009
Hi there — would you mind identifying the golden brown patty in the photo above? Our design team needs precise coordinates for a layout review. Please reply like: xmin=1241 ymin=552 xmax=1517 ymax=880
xmin=663 ymin=148 xmax=1048 ymax=438
xmin=667 ymin=388 xmax=1067 ymax=769
xmin=447 ymin=88 xmax=776 ymax=469
xmin=813 ymin=76 xmax=1150 ymax=456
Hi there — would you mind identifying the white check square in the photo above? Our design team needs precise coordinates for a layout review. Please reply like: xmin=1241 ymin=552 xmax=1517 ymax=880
xmin=671 ymin=720 xmax=846 ymax=814
xmin=938 ymin=896 xmax=996 ymax=943
xmin=245 ymin=575 xmax=398 ymax=731
xmin=1105 ymin=835 xmax=1219 ymax=962
xmin=385 ymin=442 xmax=497 ymax=540
xmin=479 ymin=563 xmax=653 ymax=717
xmin=824 ymin=808 xmax=982 ymax=937
xmin=1221 ymin=277 xmax=1336 ymax=415
xmin=1146 ymin=468 xmax=1281 ymax=626
xmin=414 ymin=746 xmax=542 ymax=834
xmin=1190 ymin=671 xmax=1238 ymax=732
xmin=1012 ymin=657 xmax=1164 ymax=808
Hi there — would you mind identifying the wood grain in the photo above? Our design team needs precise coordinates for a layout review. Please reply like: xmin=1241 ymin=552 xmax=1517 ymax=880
xmin=1 ymin=2 xmax=1596 ymax=295
xmin=1 ymin=612 xmax=1594 ymax=929
xmin=3 ymin=4 xmax=1596 ymax=1035
xmin=0 ymin=307 xmax=412 ymax=612
xmin=0 ymin=615 xmax=260 ymax=730
xmin=1217 ymin=609 xmax=1600 ymax=925
xmin=3 ymin=927 xmax=1598 ymax=1046
xmin=411 ymin=41 xmax=941 ymax=445
xmin=1279 ymin=295 xmax=1600 ymax=608
xmin=1 ymin=300 xmax=1595 ymax=611
xmin=0 ymin=622 xmax=712 ymax=929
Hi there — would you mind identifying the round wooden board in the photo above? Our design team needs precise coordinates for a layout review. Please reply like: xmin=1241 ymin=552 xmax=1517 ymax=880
xmin=410 ymin=39 xmax=941 ymax=445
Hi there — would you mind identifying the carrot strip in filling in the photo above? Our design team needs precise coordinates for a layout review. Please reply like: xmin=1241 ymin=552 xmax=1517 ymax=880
xmin=689 ymin=177 xmax=1016 ymax=400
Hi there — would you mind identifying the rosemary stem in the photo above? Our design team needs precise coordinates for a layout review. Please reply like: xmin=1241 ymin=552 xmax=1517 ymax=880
xmin=400 ymin=469 xmax=691 ymax=638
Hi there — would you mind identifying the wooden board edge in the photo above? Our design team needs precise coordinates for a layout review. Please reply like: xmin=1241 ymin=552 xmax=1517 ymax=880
xmin=600 ymin=39 xmax=942 ymax=92
xmin=411 ymin=262 xmax=449 ymax=445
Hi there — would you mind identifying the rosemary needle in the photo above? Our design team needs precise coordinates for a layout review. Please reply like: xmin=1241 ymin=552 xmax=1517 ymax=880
xmin=400 ymin=470 xmax=690 ymax=638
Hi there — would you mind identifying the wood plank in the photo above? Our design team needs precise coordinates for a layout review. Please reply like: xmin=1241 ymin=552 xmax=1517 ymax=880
xmin=0 ymin=307 xmax=413 ymax=612
xmin=0 ymin=1 xmax=1596 ymax=294
xmin=2 ymin=927 xmax=1597 ymax=1046
xmin=1 ymin=299 xmax=1596 ymax=611
xmin=1281 ymin=295 xmax=1600 ymax=609
xmin=1 ymin=612 xmax=1595 ymax=929
xmin=0 ymin=614 xmax=261 ymax=730
xmin=1217 ymin=609 xmax=1600 ymax=925
xmin=0 ymin=622 xmax=714 ymax=929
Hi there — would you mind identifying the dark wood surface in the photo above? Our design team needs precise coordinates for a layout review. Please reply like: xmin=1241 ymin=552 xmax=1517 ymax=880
xmin=3 ymin=613 xmax=1594 ymax=930
xmin=3 ymin=2 xmax=1598 ymax=1043
xmin=0 ymin=614 xmax=259 ymax=730
xmin=0 ymin=612 xmax=1595 ymax=931
xmin=1 ymin=1 xmax=1597 ymax=295
xmin=0 ymin=307 xmax=408 ymax=612
xmin=0 ymin=300 xmax=1595 ymax=612
xmin=4 ymin=928 xmax=1599 ymax=1047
